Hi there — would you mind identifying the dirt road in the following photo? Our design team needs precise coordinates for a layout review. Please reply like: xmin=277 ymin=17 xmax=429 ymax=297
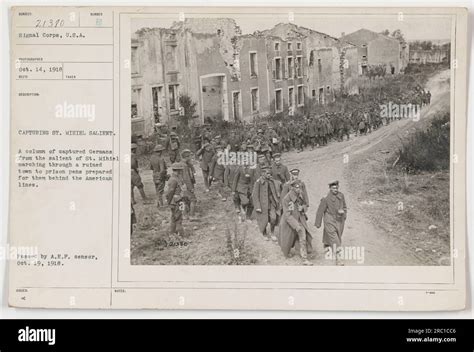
xmin=132 ymin=69 xmax=450 ymax=266
xmin=270 ymin=69 xmax=451 ymax=265
xmin=241 ymin=69 xmax=450 ymax=265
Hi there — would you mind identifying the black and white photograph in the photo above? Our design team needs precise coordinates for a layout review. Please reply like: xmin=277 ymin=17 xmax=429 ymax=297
xmin=129 ymin=14 xmax=452 ymax=267
xmin=4 ymin=3 xmax=470 ymax=314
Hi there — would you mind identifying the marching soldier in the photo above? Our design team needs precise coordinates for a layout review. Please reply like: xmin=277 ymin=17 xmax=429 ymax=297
xmin=288 ymin=120 xmax=297 ymax=150
xmin=270 ymin=153 xmax=290 ymax=185
xmin=267 ymin=127 xmax=280 ymax=154
xmin=165 ymin=162 xmax=186 ymax=235
xmin=209 ymin=145 xmax=227 ymax=201
xmin=196 ymin=141 xmax=215 ymax=192
xmin=224 ymin=159 xmax=239 ymax=193
xmin=252 ymin=167 xmax=280 ymax=242
xmin=279 ymin=180 xmax=313 ymax=265
xmin=251 ymin=128 xmax=267 ymax=153
xmin=149 ymin=144 xmax=168 ymax=207
xmin=165 ymin=131 xmax=181 ymax=163
xmin=262 ymin=145 xmax=272 ymax=166
xmin=228 ymin=130 xmax=241 ymax=152
xmin=281 ymin=168 xmax=309 ymax=206
xmin=192 ymin=125 xmax=202 ymax=152
xmin=232 ymin=147 xmax=256 ymax=220
xmin=202 ymin=123 xmax=212 ymax=144
xmin=181 ymin=149 xmax=197 ymax=218
xmin=342 ymin=115 xmax=351 ymax=141
xmin=307 ymin=117 xmax=318 ymax=149
xmin=315 ymin=180 xmax=347 ymax=265
xmin=358 ymin=118 xmax=366 ymax=136
xmin=295 ymin=123 xmax=304 ymax=152
xmin=254 ymin=153 xmax=270 ymax=180
xmin=131 ymin=143 xmax=148 ymax=204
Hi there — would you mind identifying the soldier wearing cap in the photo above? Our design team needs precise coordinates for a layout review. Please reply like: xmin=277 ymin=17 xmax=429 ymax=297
xmin=295 ymin=122 xmax=305 ymax=153
xmin=150 ymin=144 xmax=167 ymax=207
xmin=271 ymin=153 xmax=290 ymax=186
xmin=254 ymin=154 xmax=269 ymax=180
xmin=288 ymin=120 xmax=297 ymax=150
xmin=181 ymin=149 xmax=197 ymax=218
xmin=165 ymin=131 xmax=181 ymax=163
xmin=252 ymin=166 xmax=280 ymax=241
xmin=280 ymin=168 xmax=309 ymax=205
xmin=165 ymin=162 xmax=187 ymax=235
xmin=279 ymin=180 xmax=313 ymax=265
xmin=131 ymin=143 xmax=148 ymax=204
xmin=196 ymin=141 xmax=215 ymax=192
xmin=227 ymin=130 xmax=240 ymax=153
xmin=262 ymin=145 xmax=272 ymax=166
xmin=266 ymin=127 xmax=280 ymax=154
xmin=278 ymin=122 xmax=290 ymax=152
xmin=342 ymin=114 xmax=351 ymax=141
xmin=224 ymin=150 xmax=239 ymax=199
xmin=209 ymin=144 xmax=227 ymax=201
xmin=232 ymin=145 xmax=256 ymax=220
xmin=251 ymin=128 xmax=266 ymax=153
xmin=192 ymin=125 xmax=202 ymax=152
xmin=315 ymin=180 xmax=347 ymax=265
xmin=202 ymin=124 xmax=212 ymax=144
xmin=307 ymin=116 xmax=318 ymax=150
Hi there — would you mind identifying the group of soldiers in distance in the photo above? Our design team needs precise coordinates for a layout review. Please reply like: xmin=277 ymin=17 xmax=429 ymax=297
xmin=190 ymin=86 xmax=431 ymax=154
xmin=131 ymin=85 xmax=431 ymax=265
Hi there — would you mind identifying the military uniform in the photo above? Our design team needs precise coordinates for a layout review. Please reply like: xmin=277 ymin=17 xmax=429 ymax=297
xmin=279 ymin=183 xmax=313 ymax=265
xmin=149 ymin=144 xmax=167 ymax=207
xmin=166 ymin=132 xmax=181 ymax=163
xmin=270 ymin=154 xmax=290 ymax=185
xmin=196 ymin=143 xmax=215 ymax=191
xmin=165 ymin=163 xmax=186 ymax=235
xmin=307 ymin=118 xmax=318 ymax=148
xmin=315 ymin=181 xmax=347 ymax=264
xmin=192 ymin=127 xmax=202 ymax=152
xmin=281 ymin=179 xmax=309 ymax=207
xmin=181 ymin=149 xmax=197 ymax=217
xmin=209 ymin=147 xmax=227 ymax=200
xmin=131 ymin=144 xmax=147 ymax=204
xmin=251 ymin=170 xmax=280 ymax=240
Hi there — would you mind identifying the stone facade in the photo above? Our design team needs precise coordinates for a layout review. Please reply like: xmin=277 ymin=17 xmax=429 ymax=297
xmin=131 ymin=21 xmax=402 ymax=137
xmin=340 ymin=28 xmax=409 ymax=75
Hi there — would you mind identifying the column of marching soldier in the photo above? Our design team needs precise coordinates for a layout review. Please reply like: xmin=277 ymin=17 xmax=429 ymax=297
xmin=130 ymin=86 xmax=431 ymax=264
xmin=131 ymin=129 xmax=349 ymax=265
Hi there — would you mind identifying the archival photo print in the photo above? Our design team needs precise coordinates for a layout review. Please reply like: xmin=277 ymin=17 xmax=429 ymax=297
xmin=129 ymin=14 xmax=452 ymax=267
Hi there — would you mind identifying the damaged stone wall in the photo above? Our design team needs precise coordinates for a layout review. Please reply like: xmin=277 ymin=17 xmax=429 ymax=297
xmin=340 ymin=45 xmax=360 ymax=94
xmin=172 ymin=18 xmax=243 ymax=81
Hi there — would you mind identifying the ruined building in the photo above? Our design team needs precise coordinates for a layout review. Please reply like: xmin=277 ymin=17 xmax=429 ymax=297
xmin=340 ymin=28 xmax=409 ymax=75
xmin=131 ymin=20 xmax=403 ymax=137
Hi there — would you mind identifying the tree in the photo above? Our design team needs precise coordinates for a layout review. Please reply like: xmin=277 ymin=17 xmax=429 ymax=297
xmin=391 ymin=29 xmax=405 ymax=43
xmin=178 ymin=94 xmax=198 ymax=127
xmin=177 ymin=94 xmax=198 ymax=140
xmin=380 ymin=29 xmax=390 ymax=36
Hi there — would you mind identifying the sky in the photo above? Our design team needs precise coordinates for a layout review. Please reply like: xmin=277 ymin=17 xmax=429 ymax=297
xmin=131 ymin=13 xmax=453 ymax=41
